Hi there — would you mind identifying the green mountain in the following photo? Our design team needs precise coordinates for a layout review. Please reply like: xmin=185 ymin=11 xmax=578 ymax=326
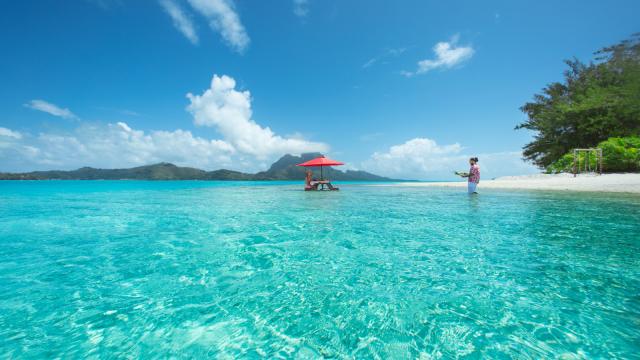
xmin=0 ymin=163 xmax=210 ymax=180
xmin=253 ymin=153 xmax=391 ymax=181
xmin=0 ymin=154 xmax=393 ymax=181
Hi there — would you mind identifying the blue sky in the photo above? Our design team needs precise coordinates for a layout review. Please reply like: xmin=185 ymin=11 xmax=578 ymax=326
xmin=0 ymin=0 xmax=638 ymax=179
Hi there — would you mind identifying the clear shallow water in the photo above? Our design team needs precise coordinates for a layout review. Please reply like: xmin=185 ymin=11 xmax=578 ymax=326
xmin=0 ymin=181 xmax=639 ymax=359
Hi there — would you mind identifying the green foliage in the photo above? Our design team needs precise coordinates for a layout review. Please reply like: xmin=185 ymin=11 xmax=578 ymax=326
xmin=516 ymin=34 xmax=640 ymax=168
xmin=546 ymin=136 xmax=640 ymax=173
xmin=545 ymin=151 xmax=598 ymax=174
xmin=599 ymin=136 xmax=640 ymax=172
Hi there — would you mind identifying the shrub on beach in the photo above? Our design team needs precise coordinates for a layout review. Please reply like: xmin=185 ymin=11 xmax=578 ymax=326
xmin=600 ymin=136 xmax=640 ymax=172
xmin=546 ymin=136 xmax=640 ymax=173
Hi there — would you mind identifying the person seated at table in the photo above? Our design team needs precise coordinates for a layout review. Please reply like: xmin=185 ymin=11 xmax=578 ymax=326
xmin=305 ymin=170 xmax=319 ymax=190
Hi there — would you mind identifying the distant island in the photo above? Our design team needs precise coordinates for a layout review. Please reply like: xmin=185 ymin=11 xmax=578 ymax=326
xmin=0 ymin=153 xmax=394 ymax=181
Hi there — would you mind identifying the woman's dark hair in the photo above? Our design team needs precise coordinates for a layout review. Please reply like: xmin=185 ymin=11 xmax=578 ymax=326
xmin=470 ymin=157 xmax=479 ymax=162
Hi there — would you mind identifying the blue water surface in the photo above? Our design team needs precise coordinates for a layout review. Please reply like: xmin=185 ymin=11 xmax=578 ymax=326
xmin=0 ymin=181 xmax=639 ymax=358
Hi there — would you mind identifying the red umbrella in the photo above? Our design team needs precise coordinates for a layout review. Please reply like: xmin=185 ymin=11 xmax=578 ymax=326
xmin=296 ymin=155 xmax=344 ymax=180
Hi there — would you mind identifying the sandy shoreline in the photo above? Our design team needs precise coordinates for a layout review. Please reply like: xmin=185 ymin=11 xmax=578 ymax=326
xmin=388 ymin=173 xmax=640 ymax=194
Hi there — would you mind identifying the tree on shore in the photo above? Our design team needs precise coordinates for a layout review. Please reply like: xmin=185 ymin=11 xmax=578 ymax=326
xmin=516 ymin=34 xmax=640 ymax=169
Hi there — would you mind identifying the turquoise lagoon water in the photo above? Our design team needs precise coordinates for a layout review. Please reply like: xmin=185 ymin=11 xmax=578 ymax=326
xmin=0 ymin=180 xmax=639 ymax=358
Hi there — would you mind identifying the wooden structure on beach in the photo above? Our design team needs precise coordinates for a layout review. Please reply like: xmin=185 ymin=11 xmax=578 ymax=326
xmin=573 ymin=148 xmax=603 ymax=176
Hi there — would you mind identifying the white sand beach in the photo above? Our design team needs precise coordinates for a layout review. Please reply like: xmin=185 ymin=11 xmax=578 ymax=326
xmin=390 ymin=173 xmax=640 ymax=194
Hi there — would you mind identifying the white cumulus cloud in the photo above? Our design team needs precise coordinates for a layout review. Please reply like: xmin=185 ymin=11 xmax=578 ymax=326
xmin=160 ymin=0 xmax=199 ymax=44
xmin=363 ymin=137 xmax=537 ymax=180
xmin=187 ymin=0 xmax=249 ymax=53
xmin=2 ymin=73 xmax=329 ymax=172
xmin=186 ymin=74 xmax=328 ymax=159
xmin=403 ymin=35 xmax=474 ymax=77
xmin=0 ymin=122 xmax=236 ymax=172
xmin=25 ymin=100 xmax=78 ymax=120
xmin=363 ymin=138 xmax=463 ymax=179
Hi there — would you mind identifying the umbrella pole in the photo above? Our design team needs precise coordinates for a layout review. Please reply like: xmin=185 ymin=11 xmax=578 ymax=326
xmin=320 ymin=166 xmax=323 ymax=181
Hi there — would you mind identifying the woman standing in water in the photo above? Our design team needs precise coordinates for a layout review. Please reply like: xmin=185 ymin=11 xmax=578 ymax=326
xmin=463 ymin=157 xmax=480 ymax=194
